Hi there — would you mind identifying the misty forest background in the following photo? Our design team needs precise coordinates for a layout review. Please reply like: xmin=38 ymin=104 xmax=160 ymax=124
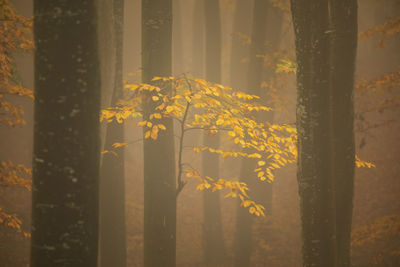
xmin=1 ymin=0 xmax=399 ymax=266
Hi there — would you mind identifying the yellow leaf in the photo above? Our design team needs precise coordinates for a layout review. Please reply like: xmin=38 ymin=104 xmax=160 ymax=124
xmin=158 ymin=124 xmax=166 ymax=130
xmin=222 ymin=152 xmax=231 ymax=159
xmin=151 ymin=126 xmax=159 ymax=139
xmin=112 ymin=142 xmax=128 ymax=148
xmin=152 ymin=96 xmax=159 ymax=101
xmin=258 ymin=161 xmax=266 ymax=166
xmin=196 ymin=184 xmax=205 ymax=190
xmin=249 ymin=207 xmax=256 ymax=214
xmin=151 ymin=113 xmax=162 ymax=119
xmin=138 ymin=121 xmax=147 ymax=127
xmin=243 ymin=200 xmax=252 ymax=208
xmin=145 ymin=131 xmax=151 ymax=139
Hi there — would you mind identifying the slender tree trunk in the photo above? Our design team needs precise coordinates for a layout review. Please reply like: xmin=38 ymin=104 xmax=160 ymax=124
xmin=31 ymin=1 xmax=100 ymax=266
xmin=329 ymin=1 xmax=357 ymax=266
xmin=233 ymin=1 xmax=269 ymax=266
xmin=99 ymin=0 xmax=126 ymax=266
xmin=202 ymin=0 xmax=225 ymax=265
xmin=192 ymin=0 xmax=204 ymax=78
xmin=229 ymin=0 xmax=253 ymax=91
xmin=173 ymin=0 xmax=183 ymax=76
xmin=290 ymin=0 xmax=337 ymax=266
xmin=98 ymin=0 xmax=117 ymax=152
xmin=142 ymin=1 xmax=176 ymax=266
xmin=257 ymin=0 xmax=284 ymax=212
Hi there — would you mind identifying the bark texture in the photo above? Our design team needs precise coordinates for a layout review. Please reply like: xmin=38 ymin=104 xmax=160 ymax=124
xmin=291 ymin=0 xmax=336 ymax=266
xmin=31 ymin=1 xmax=100 ymax=266
xmin=291 ymin=0 xmax=357 ymax=266
xmin=142 ymin=1 xmax=177 ymax=266
xmin=329 ymin=1 xmax=357 ymax=266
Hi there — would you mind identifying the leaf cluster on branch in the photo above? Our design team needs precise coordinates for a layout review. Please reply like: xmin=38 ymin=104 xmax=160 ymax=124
xmin=101 ymin=75 xmax=298 ymax=216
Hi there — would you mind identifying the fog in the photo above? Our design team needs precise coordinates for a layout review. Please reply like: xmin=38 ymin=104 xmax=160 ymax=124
xmin=0 ymin=0 xmax=399 ymax=266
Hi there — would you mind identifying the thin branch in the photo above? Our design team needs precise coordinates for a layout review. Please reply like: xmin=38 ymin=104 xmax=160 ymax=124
xmin=184 ymin=126 xmax=233 ymax=132
xmin=176 ymin=76 xmax=192 ymax=196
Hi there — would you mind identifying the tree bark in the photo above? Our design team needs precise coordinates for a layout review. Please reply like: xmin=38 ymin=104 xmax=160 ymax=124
xmin=99 ymin=0 xmax=126 ymax=266
xmin=329 ymin=1 xmax=357 ymax=266
xmin=142 ymin=1 xmax=176 ymax=266
xmin=290 ymin=0 xmax=337 ymax=266
xmin=31 ymin=1 xmax=100 ymax=266
xmin=202 ymin=0 xmax=225 ymax=265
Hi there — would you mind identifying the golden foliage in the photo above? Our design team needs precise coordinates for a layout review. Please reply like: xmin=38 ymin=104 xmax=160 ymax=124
xmin=356 ymin=69 xmax=400 ymax=115
xmin=359 ymin=16 xmax=400 ymax=48
xmin=103 ymin=74 xmax=375 ymax=215
xmin=355 ymin=156 xmax=376 ymax=168
xmin=102 ymin=75 xmax=298 ymax=216
xmin=352 ymin=215 xmax=400 ymax=248
xmin=0 ymin=0 xmax=32 ymax=238
xmin=276 ymin=59 xmax=296 ymax=75
xmin=0 ymin=161 xmax=31 ymax=190
xmin=0 ymin=161 xmax=31 ymax=238
xmin=0 ymin=206 xmax=30 ymax=238
xmin=0 ymin=0 xmax=34 ymax=127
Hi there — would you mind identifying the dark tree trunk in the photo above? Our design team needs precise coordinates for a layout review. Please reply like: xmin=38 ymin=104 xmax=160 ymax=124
xmin=142 ymin=1 xmax=176 ymax=266
xmin=233 ymin=1 xmax=269 ymax=266
xmin=99 ymin=0 xmax=126 ymax=266
xmin=329 ymin=1 xmax=357 ymax=266
xmin=31 ymin=1 xmax=100 ymax=266
xmin=290 ymin=0 xmax=337 ymax=266
xmin=202 ymin=0 xmax=225 ymax=265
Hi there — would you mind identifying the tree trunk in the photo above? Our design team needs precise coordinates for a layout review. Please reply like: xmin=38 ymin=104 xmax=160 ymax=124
xmin=173 ymin=0 xmax=183 ymax=76
xmin=202 ymin=0 xmax=225 ymax=265
xmin=192 ymin=0 xmax=204 ymax=78
xmin=142 ymin=1 xmax=176 ymax=266
xmin=99 ymin=0 xmax=126 ymax=266
xmin=233 ymin=1 xmax=269 ymax=266
xmin=329 ymin=1 xmax=357 ymax=266
xmin=229 ymin=0 xmax=253 ymax=91
xmin=98 ymin=0 xmax=117 ymax=152
xmin=290 ymin=0 xmax=337 ymax=266
xmin=31 ymin=1 xmax=100 ymax=266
